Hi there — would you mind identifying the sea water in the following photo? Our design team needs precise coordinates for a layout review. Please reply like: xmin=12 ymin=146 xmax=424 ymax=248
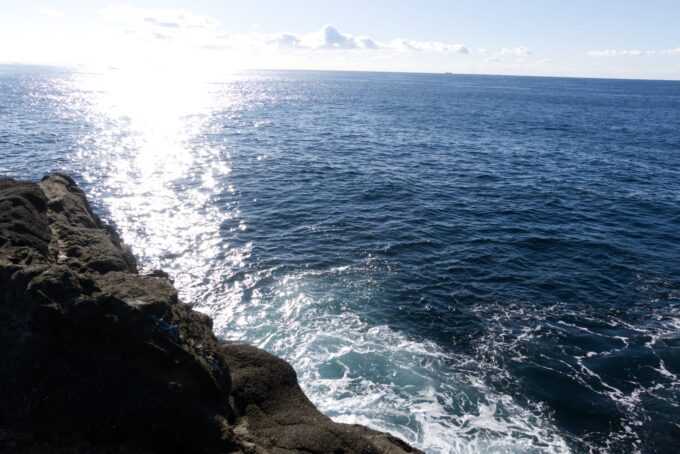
xmin=1 ymin=65 xmax=679 ymax=453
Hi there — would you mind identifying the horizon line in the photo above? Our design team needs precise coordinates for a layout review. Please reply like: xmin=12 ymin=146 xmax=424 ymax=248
xmin=1 ymin=61 xmax=679 ymax=83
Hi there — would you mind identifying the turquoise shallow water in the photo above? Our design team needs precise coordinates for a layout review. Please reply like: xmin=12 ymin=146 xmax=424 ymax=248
xmin=1 ymin=65 xmax=679 ymax=453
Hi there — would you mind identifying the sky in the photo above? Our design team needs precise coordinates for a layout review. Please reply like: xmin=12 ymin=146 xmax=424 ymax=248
xmin=1 ymin=0 xmax=680 ymax=79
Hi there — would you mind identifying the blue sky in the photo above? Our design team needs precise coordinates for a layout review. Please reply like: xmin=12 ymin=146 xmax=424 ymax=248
xmin=2 ymin=0 xmax=680 ymax=79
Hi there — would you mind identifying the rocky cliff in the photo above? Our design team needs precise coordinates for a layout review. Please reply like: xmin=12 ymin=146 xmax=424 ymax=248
xmin=0 ymin=173 xmax=422 ymax=454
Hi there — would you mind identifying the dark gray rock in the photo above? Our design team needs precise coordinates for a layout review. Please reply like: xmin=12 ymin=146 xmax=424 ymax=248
xmin=40 ymin=173 xmax=138 ymax=274
xmin=0 ymin=178 xmax=51 ymax=264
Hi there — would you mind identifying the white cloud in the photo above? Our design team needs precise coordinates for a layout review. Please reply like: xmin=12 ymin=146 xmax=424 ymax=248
xmin=299 ymin=24 xmax=379 ymax=50
xmin=500 ymin=46 xmax=532 ymax=57
xmin=211 ymin=25 xmax=379 ymax=51
xmin=389 ymin=39 xmax=419 ymax=52
xmin=358 ymin=37 xmax=379 ymax=50
xmin=390 ymin=39 xmax=469 ymax=54
xmin=586 ymin=49 xmax=653 ymax=57
xmin=252 ymin=25 xmax=468 ymax=54
xmin=663 ymin=47 xmax=680 ymax=55
xmin=205 ymin=24 xmax=468 ymax=55
xmin=201 ymin=31 xmax=298 ymax=51
xmin=38 ymin=8 xmax=64 ymax=18
xmin=320 ymin=24 xmax=358 ymax=48
xmin=269 ymin=33 xmax=301 ymax=48
xmin=99 ymin=5 xmax=220 ymax=29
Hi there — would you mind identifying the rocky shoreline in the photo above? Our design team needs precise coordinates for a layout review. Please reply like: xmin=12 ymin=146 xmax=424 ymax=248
xmin=0 ymin=173 xmax=421 ymax=454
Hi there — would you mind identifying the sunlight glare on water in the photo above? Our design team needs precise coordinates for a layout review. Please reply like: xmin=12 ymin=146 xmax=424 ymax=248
xmin=74 ymin=66 xmax=247 ymax=304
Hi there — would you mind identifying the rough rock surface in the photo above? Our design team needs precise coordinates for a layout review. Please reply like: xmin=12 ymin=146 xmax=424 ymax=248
xmin=0 ymin=173 xmax=422 ymax=454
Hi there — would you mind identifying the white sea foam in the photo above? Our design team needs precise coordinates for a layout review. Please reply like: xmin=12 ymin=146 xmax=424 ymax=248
xmin=193 ymin=263 xmax=679 ymax=454
xmin=200 ymin=267 xmax=572 ymax=454
xmin=471 ymin=298 xmax=680 ymax=453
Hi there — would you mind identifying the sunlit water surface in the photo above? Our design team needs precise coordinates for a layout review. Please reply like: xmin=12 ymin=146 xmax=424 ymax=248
xmin=1 ymin=65 xmax=680 ymax=453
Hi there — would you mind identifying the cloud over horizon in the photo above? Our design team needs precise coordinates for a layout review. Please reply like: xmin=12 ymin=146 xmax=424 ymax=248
xmin=586 ymin=49 xmax=653 ymax=57
xmin=98 ymin=6 xmax=470 ymax=58
xmin=389 ymin=39 xmax=469 ymax=54
xmin=229 ymin=24 xmax=468 ymax=54
xmin=99 ymin=5 xmax=220 ymax=30
xmin=315 ymin=24 xmax=375 ymax=49
xmin=500 ymin=46 xmax=532 ymax=57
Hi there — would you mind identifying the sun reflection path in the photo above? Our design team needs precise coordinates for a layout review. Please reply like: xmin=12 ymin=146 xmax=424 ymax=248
xmin=74 ymin=66 xmax=248 ymax=303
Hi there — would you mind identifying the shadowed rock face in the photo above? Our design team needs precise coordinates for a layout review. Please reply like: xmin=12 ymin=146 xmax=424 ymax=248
xmin=0 ymin=174 xmax=422 ymax=454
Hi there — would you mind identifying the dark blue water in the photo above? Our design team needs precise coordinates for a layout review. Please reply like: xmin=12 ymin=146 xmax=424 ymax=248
xmin=1 ymin=65 xmax=679 ymax=453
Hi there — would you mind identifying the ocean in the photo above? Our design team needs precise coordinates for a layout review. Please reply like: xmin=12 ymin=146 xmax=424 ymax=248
xmin=1 ymin=65 xmax=679 ymax=453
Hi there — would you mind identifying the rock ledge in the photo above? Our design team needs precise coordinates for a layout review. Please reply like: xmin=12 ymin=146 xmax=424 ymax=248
xmin=0 ymin=174 xmax=422 ymax=454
